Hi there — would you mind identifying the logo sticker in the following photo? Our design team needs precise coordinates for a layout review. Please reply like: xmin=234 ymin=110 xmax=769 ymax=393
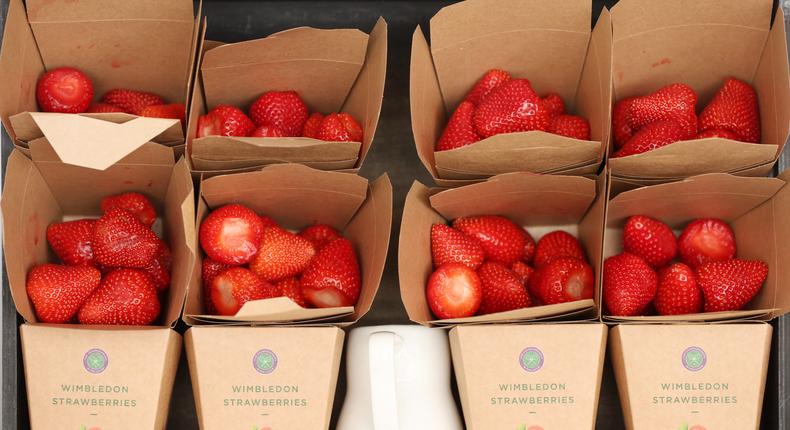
xmin=519 ymin=347 xmax=544 ymax=372
xmin=682 ymin=346 xmax=707 ymax=372
xmin=253 ymin=349 xmax=278 ymax=375
xmin=83 ymin=348 xmax=108 ymax=374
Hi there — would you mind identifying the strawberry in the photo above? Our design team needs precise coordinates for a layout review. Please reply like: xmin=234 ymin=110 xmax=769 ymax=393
xmin=477 ymin=262 xmax=531 ymax=314
xmin=522 ymin=231 xmax=536 ymax=264
xmin=453 ymin=215 xmax=527 ymax=265
xmin=613 ymin=120 xmax=687 ymax=157
xmin=139 ymin=103 xmax=186 ymax=123
xmin=36 ymin=67 xmax=93 ymax=113
xmin=612 ymin=97 xmax=636 ymax=148
xmin=436 ymin=101 xmax=480 ymax=151
xmin=141 ymin=240 xmax=172 ymax=291
xmin=627 ymin=83 xmax=698 ymax=138
xmin=473 ymin=79 xmax=551 ymax=137
xmin=46 ymin=219 xmax=96 ymax=266
xmin=208 ymin=267 xmax=280 ymax=316
xmin=528 ymin=257 xmax=594 ymax=305
xmin=697 ymin=259 xmax=768 ymax=312
xmin=548 ymin=114 xmax=590 ymax=140
xmin=317 ymin=112 xmax=364 ymax=142
xmin=86 ymin=103 xmax=125 ymax=113
xmin=541 ymin=93 xmax=566 ymax=118
xmin=464 ymin=69 xmax=511 ymax=106
xmin=678 ymin=218 xmax=736 ymax=269
xmin=299 ymin=224 xmax=341 ymax=251
xmin=603 ymin=252 xmax=658 ymax=316
xmin=302 ymin=112 xmax=324 ymax=138
xmin=201 ymin=258 xmax=231 ymax=314
xmin=251 ymin=125 xmax=285 ymax=137
xmin=696 ymin=128 xmax=740 ymax=140
xmin=276 ymin=277 xmax=308 ymax=308
xmin=78 ymin=268 xmax=161 ymax=325
xmin=654 ymin=263 xmax=702 ymax=316
xmin=100 ymin=192 xmax=157 ymax=227
xmin=101 ymin=89 xmax=165 ymax=115
xmin=533 ymin=231 xmax=586 ymax=268
xmin=26 ymin=264 xmax=101 ymax=323
xmin=250 ymin=226 xmax=316 ymax=282
xmin=511 ymin=261 xmax=534 ymax=286
xmin=259 ymin=215 xmax=279 ymax=230
xmin=249 ymin=91 xmax=308 ymax=136
xmin=197 ymin=105 xmax=255 ymax=138
xmin=93 ymin=208 xmax=160 ymax=268
xmin=622 ymin=215 xmax=677 ymax=268
xmin=199 ymin=204 xmax=264 ymax=265
xmin=301 ymin=238 xmax=361 ymax=308
xmin=430 ymin=224 xmax=485 ymax=269
xmin=698 ymin=78 xmax=760 ymax=143
xmin=426 ymin=263 xmax=482 ymax=319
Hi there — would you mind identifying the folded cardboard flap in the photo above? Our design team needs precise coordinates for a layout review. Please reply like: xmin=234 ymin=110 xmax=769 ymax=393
xmin=754 ymin=10 xmax=790 ymax=152
xmin=409 ymin=26 xmax=444 ymax=178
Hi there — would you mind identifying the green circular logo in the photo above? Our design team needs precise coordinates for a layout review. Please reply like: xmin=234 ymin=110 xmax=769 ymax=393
xmin=519 ymin=347 xmax=544 ymax=372
xmin=83 ymin=348 xmax=108 ymax=374
xmin=682 ymin=346 xmax=707 ymax=372
xmin=253 ymin=349 xmax=278 ymax=374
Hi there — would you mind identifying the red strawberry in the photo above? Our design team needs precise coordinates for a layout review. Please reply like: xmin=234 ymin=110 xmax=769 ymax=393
xmin=100 ymin=192 xmax=157 ymax=227
xmin=477 ymin=262 xmax=531 ymax=314
xmin=654 ymin=263 xmax=702 ymax=316
xmin=209 ymin=267 xmax=280 ymax=316
xmin=612 ymin=97 xmax=636 ymax=148
xmin=464 ymin=69 xmax=511 ymax=106
xmin=436 ymin=101 xmax=480 ymax=151
xmin=299 ymin=224 xmax=341 ymax=251
xmin=26 ymin=264 xmax=101 ymax=323
xmin=541 ymin=93 xmax=566 ymax=118
xmin=522 ymin=231 xmax=536 ymax=264
xmin=603 ymin=252 xmax=658 ymax=316
xmin=678 ymin=218 xmax=736 ymax=269
xmin=473 ymin=79 xmax=551 ymax=137
xmin=197 ymin=105 xmax=255 ymax=138
xmin=101 ymin=89 xmax=165 ymax=115
xmin=78 ymin=268 xmax=160 ymax=325
xmin=302 ymin=112 xmax=324 ymax=138
xmin=36 ymin=67 xmax=93 ymax=113
xmin=251 ymin=125 xmax=285 ymax=137
xmin=201 ymin=258 xmax=231 ymax=314
xmin=141 ymin=241 xmax=172 ymax=291
xmin=250 ymin=226 xmax=316 ymax=282
xmin=533 ymin=231 xmax=586 ymax=268
xmin=426 ymin=263 xmax=482 ymax=319
xmin=317 ymin=112 xmax=364 ymax=142
xmin=301 ymin=238 xmax=361 ymax=308
xmin=93 ymin=208 xmax=160 ymax=268
xmin=548 ymin=114 xmax=591 ymax=140
xmin=627 ymin=83 xmax=697 ymax=138
xmin=696 ymin=128 xmax=740 ymax=140
xmin=613 ymin=120 xmax=687 ymax=157
xmin=259 ymin=215 xmax=279 ymax=229
xmin=622 ymin=215 xmax=677 ymax=268
xmin=140 ymin=103 xmax=186 ymax=123
xmin=698 ymin=78 xmax=760 ymax=143
xmin=528 ymin=257 xmax=594 ymax=305
xmin=697 ymin=259 xmax=768 ymax=312
xmin=199 ymin=204 xmax=264 ymax=265
xmin=430 ymin=224 xmax=485 ymax=269
xmin=511 ymin=261 xmax=534 ymax=286
xmin=276 ymin=277 xmax=308 ymax=308
xmin=86 ymin=103 xmax=125 ymax=114
xmin=46 ymin=219 xmax=96 ymax=266
xmin=453 ymin=215 xmax=527 ymax=265
xmin=249 ymin=91 xmax=308 ymax=136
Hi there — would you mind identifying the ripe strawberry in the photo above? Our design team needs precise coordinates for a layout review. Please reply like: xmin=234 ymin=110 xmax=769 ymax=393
xmin=697 ymin=259 xmax=768 ymax=312
xmin=36 ymin=67 xmax=93 ymax=113
xmin=26 ymin=264 xmax=101 ymax=323
xmin=464 ymin=69 xmax=511 ymax=106
xmin=696 ymin=128 xmax=740 ymax=140
xmin=208 ymin=267 xmax=280 ymax=316
xmin=249 ymin=91 xmax=308 ymax=136
xmin=317 ymin=113 xmax=364 ymax=142
xmin=622 ymin=215 xmax=677 ymax=268
xmin=613 ymin=120 xmax=687 ymax=157
xmin=511 ymin=261 xmax=534 ymax=286
xmin=299 ymin=224 xmax=341 ymax=251
xmin=678 ymin=218 xmax=736 ymax=269
xmin=276 ymin=277 xmax=308 ymax=308
xmin=86 ymin=103 xmax=125 ymax=113
xmin=259 ymin=215 xmax=279 ymax=229
xmin=698 ymin=78 xmax=760 ymax=143
xmin=473 ymin=79 xmax=551 ymax=137
xmin=199 ymin=204 xmax=264 ymax=265
xmin=301 ymin=238 xmax=361 ymax=308
xmin=201 ymin=258 xmax=231 ymax=314
xmin=78 ymin=268 xmax=161 ymax=325
xmin=654 ymin=263 xmax=702 ymax=316
xmin=528 ymin=257 xmax=594 ymax=305
xmin=541 ymin=93 xmax=566 ymax=118
xmin=436 ymin=101 xmax=480 ymax=151
xmin=46 ymin=219 xmax=96 ymax=266
xmin=93 ymin=208 xmax=160 ymax=268
xmin=477 ymin=262 xmax=531 ymax=314
xmin=548 ymin=114 xmax=591 ymax=140
xmin=251 ymin=125 xmax=285 ymax=137
xmin=627 ymin=83 xmax=698 ymax=138
xmin=431 ymin=224 xmax=485 ymax=269
xmin=302 ymin=112 xmax=324 ymax=138
xmin=453 ymin=215 xmax=527 ymax=265
xmin=612 ymin=97 xmax=636 ymax=148
xmin=100 ymin=192 xmax=157 ymax=227
xmin=603 ymin=252 xmax=658 ymax=316
xmin=141 ymin=240 xmax=172 ymax=291
xmin=426 ymin=263 xmax=482 ymax=319
xmin=197 ymin=105 xmax=255 ymax=138
xmin=533 ymin=231 xmax=586 ymax=268
xmin=101 ymin=89 xmax=165 ymax=115
xmin=522 ymin=231 xmax=536 ymax=264
xmin=250 ymin=226 xmax=316 ymax=282
xmin=140 ymin=103 xmax=186 ymax=123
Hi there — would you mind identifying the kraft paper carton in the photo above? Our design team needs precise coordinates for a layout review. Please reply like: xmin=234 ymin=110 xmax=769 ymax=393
xmin=186 ymin=18 xmax=387 ymax=175
xmin=608 ymin=0 xmax=790 ymax=182
xmin=399 ymin=173 xmax=606 ymax=326
xmin=183 ymin=164 xmax=392 ymax=325
xmin=450 ymin=324 xmax=607 ymax=430
xmin=410 ymin=0 xmax=612 ymax=187
xmin=603 ymin=171 xmax=790 ymax=322
xmin=610 ymin=324 xmax=772 ymax=430
xmin=185 ymin=326 xmax=344 ymax=430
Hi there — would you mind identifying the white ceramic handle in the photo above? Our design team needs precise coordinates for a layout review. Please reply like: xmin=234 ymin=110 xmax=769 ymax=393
xmin=369 ymin=331 xmax=399 ymax=430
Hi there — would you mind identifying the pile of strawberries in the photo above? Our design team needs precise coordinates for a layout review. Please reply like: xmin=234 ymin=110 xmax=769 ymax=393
xmin=36 ymin=67 xmax=185 ymax=122
xmin=436 ymin=69 xmax=592 ymax=152
xmin=426 ymin=215 xmax=594 ymax=319
xmin=199 ymin=204 xmax=361 ymax=315
xmin=26 ymin=193 xmax=170 ymax=325
xmin=612 ymin=78 xmax=760 ymax=157
xmin=196 ymin=90 xmax=363 ymax=142
xmin=604 ymin=216 xmax=768 ymax=316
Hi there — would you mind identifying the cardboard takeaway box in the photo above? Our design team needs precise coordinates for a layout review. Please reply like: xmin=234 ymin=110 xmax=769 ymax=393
xmin=450 ymin=324 xmax=607 ymax=430
xmin=410 ymin=0 xmax=612 ymax=187
xmin=603 ymin=171 xmax=790 ymax=322
xmin=0 ymin=0 xmax=201 ymax=162
xmin=399 ymin=172 xmax=606 ymax=326
xmin=610 ymin=324 xmax=772 ymax=430
xmin=0 ymin=142 xmax=196 ymax=429
xmin=186 ymin=18 xmax=387 ymax=175
xmin=608 ymin=0 xmax=790 ymax=183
